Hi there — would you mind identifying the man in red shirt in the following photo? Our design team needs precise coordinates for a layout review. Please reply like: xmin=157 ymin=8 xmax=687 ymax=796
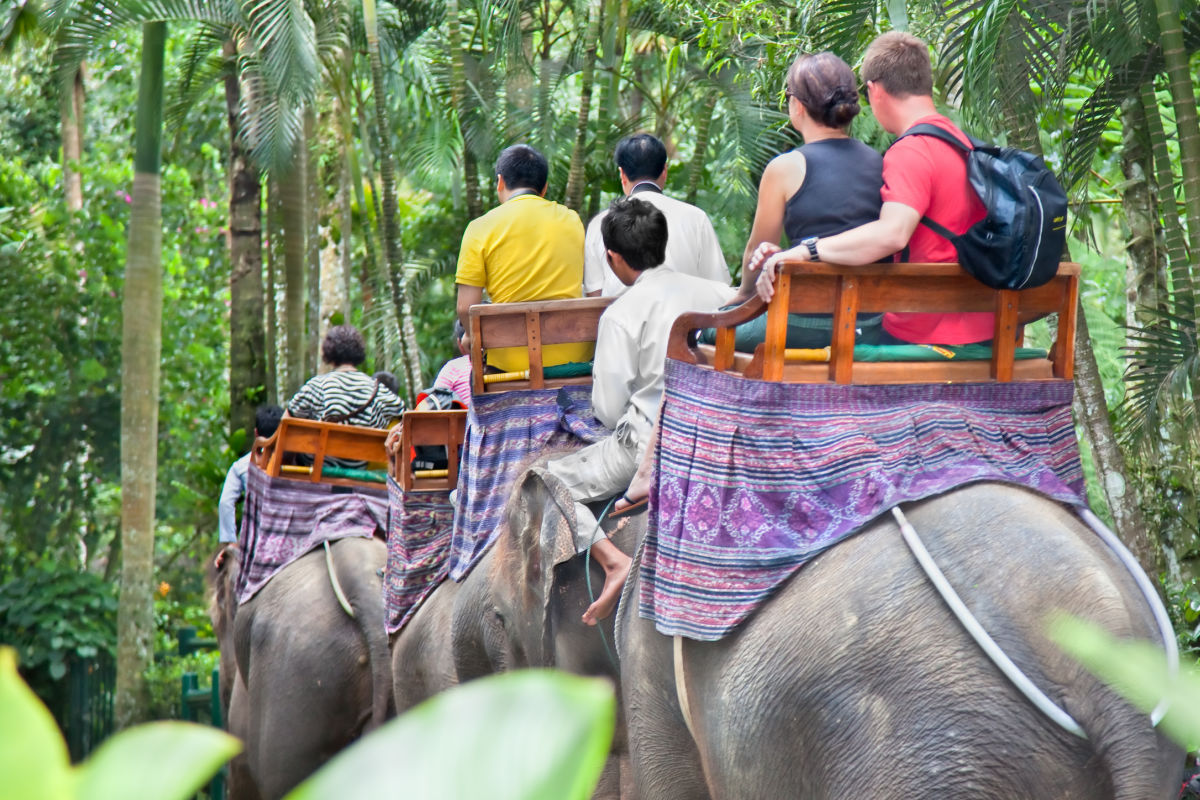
xmin=753 ymin=31 xmax=991 ymax=345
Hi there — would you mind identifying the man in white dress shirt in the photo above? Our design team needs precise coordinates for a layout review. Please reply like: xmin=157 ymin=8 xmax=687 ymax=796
xmin=583 ymin=133 xmax=729 ymax=297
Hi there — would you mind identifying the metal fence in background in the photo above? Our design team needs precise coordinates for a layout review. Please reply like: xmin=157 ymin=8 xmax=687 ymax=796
xmin=62 ymin=652 xmax=115 ymax=763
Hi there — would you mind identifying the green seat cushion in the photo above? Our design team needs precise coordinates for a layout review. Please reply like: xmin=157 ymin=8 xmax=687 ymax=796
xmin=321 ymin=465 xmax=388 ymax=483
xmin=542 ymin=361 xmax=594 ymax=378
xmin=850 ymin=343 xmax=1048 ymax=362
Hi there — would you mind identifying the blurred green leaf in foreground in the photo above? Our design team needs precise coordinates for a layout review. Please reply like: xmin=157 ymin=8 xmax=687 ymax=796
xmin=287 ymin=669 xmax=617 ymax=800
xmin=0 ymin=646 xmax=241 ymax=800
xmin=1051 ymin=615 xmax=1200 ymax=750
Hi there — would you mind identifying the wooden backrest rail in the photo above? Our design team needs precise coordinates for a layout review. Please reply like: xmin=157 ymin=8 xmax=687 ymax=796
xmin=254 ymin=416 xmax=390 ymax=489
xmin=667 ymin=262 xmax=1079 ymax=385
xmin=469 ymin=296 xmax=613 ymax=394
xmin=388 ymin=409 xmax=469 ymax=493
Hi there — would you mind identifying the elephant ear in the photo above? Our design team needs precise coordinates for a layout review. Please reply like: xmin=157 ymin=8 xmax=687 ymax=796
xmin=510 ymin=467 xmax=580 ymax=666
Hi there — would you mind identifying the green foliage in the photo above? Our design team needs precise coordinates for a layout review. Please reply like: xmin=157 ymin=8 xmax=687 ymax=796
xmin=1164 ymin=577 xmax=1200 ymax=661
xmin=286 ymin=669 xmax=616 ymax=800
xmin=0 ymin=562 xmax=117 ymax=686
xmin=0 ymin=646 xmax=241 ymax=800
xmin=144 ymin=593 xmax=220 ymax=719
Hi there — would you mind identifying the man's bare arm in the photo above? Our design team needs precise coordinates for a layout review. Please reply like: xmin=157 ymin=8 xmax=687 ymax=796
xmin=809 ymin=202 xmax=919 ymax=265
xmin=456 ymin=283 xmax=484 ymax=333
xmin=756 ymin=203 xmax=921 ymax=302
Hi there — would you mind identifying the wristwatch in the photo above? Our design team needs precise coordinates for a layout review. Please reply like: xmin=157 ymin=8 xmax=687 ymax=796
xmin=800 ymin=236 xmax=820 ymax=262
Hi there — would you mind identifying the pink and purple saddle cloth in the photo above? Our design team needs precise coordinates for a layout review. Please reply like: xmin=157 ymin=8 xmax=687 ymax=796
xmin=638 ymin=359 xmax=1086 ymax=641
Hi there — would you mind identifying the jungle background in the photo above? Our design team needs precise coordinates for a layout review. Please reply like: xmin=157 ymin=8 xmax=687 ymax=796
xmin=3 ymin=0 xmax=1200 ymax=739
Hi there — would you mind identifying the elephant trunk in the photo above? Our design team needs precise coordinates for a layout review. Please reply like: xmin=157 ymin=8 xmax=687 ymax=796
xmin=207 ymin=545 xmax=242 ymax=720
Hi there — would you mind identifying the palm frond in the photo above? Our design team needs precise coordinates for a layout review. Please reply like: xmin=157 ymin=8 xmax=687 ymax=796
xmin=1061 ymin=55 xmax=1154 ymax=192
xmin=1120 ymin=306 xmax=1200 ymax=445
xmin=805 ymin=0 xmax=878 ymax=60
xmin=175 ymin=20 xmax=228 ymax=98
xmin=54 ymin=0 xmax=236 ymax=82
xmin=165 ymin=36 xmax=228 ymax=134
xmin=1 ymin=0 xmax=45 ymax=55
xmin=306 ymin=0 xmax=347 ymax=76
xmin=239 ymin=56 xmax=305 ymax=171
xmin=242 ymin=0 xmax=319 ymax=106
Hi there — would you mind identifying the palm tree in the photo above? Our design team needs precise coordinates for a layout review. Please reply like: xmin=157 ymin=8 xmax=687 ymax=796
xmin=118 ymin=19 xmax=167 ymax=730
xmin=1 ymin=0 xmax=86 ymax=211
xmin=362 ymin=0 xmax=423 ymax=397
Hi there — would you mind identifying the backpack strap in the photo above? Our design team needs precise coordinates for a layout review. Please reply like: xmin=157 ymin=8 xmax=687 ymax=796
xmin=890 ymin=123 xmax=975 ymax=248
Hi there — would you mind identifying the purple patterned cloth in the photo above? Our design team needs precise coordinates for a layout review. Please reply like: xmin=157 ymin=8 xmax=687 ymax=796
xmin=385 ymin=476 xmax=455 ymax=634
xmin=236 ymin=465 xmax=388 ymax=605
xmin=448 ymin=386 xmax=607 ymax=581
xmin=639 ymin=359 xmax=1086 ymax=641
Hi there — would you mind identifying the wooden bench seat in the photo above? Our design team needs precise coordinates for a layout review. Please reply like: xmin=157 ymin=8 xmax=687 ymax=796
xmin=668 ymin=262 xmax=1079 ymax=384
xmin=386 ymin=409 xmax=469 ymax=492
xmin=469 ymin=296 xmax=612 ymax=394
xmin=253 ymin=416 xmax=390 ymax=490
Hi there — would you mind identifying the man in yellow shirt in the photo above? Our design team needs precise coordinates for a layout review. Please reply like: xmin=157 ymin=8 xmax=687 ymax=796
xmin=455 ymin=144 xmax=591 ymax=372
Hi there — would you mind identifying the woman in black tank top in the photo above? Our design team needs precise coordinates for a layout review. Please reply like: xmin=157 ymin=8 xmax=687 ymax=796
xmin=725 ymin=52 xmax=884 ymax=350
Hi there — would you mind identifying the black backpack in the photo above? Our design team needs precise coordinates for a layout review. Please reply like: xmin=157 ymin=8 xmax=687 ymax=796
xmin=895 ymin=123 xmax=1068 ymax=290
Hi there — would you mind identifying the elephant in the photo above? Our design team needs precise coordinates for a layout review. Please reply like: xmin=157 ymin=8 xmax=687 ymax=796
xmin=481 ymin=467 xmax=642 ymax=798
xmin=616 ymin=482 xmax=1183 ymax=799
xmin=389 ymin=547 xmax=507 ymax=710
xmin=389 ymin=464 xmax=637 ymax=797
xmin=210 ymin=536 xmax=392 ymax=800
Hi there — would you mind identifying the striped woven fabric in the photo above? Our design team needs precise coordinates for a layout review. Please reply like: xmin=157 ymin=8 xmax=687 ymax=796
xmin=448 ymin=386 xmax=607 ymax=581
xmin=639 ymin=359 xmax=1085 ymax=641
xmin=385 ymin=476 xmax=454 ymax=634
xmin=237 ymin=465 xmax=388 ymax=605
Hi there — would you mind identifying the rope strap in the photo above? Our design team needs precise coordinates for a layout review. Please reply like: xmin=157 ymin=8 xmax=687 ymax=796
xmin=892 ymin=506 xmax=1087 ymax=738
xmin=324 ymin=540 xmax=356 ymax=619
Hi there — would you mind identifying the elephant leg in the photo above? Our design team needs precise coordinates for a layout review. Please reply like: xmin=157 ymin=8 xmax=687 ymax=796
xmin=225 ymin=674 xmax=262 ymax=800
xmin=621 ymin=591 xmax=711 ymax=800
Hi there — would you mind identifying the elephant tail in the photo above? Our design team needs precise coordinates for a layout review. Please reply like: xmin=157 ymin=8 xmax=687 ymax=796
xmin=328 ymin=537 xmax=393 ymax=732
xmin=1079 ymin=692 xmax=1180 ymax=800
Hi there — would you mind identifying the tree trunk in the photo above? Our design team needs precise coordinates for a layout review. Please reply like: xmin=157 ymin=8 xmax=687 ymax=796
xmin=225 ymin=40 xmax=266 ymax=438
xmin=265 ymin=176 xmax=280 ymax=404
xmin=563 ymin=0 xmax=601 ymax=212
xmin=336 ymin=72 xmax=354 ymax=326
xmin=1073 ymin=306 xmax=1158 ymax=575
xmin=364 ymin=0 xmax=423 ymax=399
xmin=1121 ymin=94 xmax=1161 ymax=327
xmin=280 ymin=139 xmax=309 ymax=396
xmin=1153 ymin=0 xmax=1200 ymax=269
xmin=1141 ymin=83 xmax=1189 ymax=311
xmin=115 ymin=21 xmax=165 ymax=731
xmin=305 ymin=106 xmax=321 ymax=376
xmin=62 ymin=64 xmax=85 ymax=213
xmin=446 ymin=0 xmax=481 ymax=218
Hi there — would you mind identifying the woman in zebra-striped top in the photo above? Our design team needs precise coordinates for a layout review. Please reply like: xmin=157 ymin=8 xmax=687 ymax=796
xmin=287 ymin=325 xmax=404 ymax=466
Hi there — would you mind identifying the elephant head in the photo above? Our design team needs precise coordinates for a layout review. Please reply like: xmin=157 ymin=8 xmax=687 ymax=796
xmin=487 ymin=465 xmax=640 ymax=678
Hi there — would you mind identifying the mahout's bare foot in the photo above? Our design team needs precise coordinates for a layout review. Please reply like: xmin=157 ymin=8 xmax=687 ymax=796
xmin=582 ymin=539 xmax=633 ymax=626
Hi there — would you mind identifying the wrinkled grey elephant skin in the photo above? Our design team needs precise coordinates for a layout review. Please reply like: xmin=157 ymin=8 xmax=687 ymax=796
xmin=618 ymin=482 xmax=1183 ymax=800
xmin=391 ymin=466 xmax=636 ymax=798
xmin=210 ymin=537 xmax=391 ymax=800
